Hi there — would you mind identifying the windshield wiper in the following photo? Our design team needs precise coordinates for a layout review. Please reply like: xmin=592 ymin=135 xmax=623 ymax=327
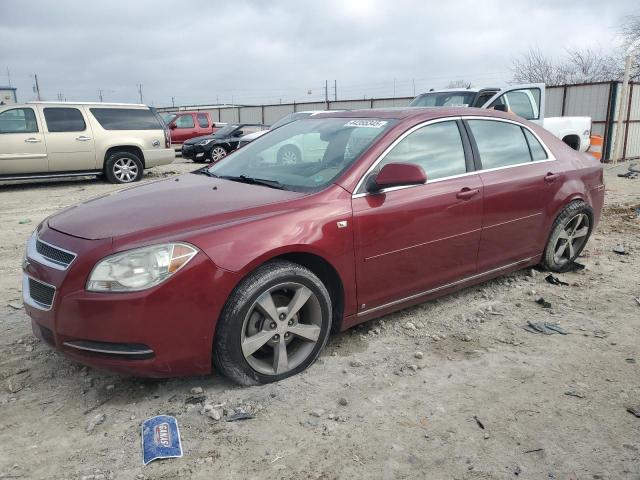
xmin=219 ymin=175 xmax=285 ymax=190
xmin=193 ymin=168 xmax=218 ymax=178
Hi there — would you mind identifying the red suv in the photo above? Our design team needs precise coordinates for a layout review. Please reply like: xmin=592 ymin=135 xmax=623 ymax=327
xmin=23 ymin=108 xmax=604 ymax=385
xmin=162 ymin=111 xmax=221 ymax=145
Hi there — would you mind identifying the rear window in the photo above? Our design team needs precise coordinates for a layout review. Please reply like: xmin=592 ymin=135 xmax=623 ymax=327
xmin=44 ymin=108 xmax=86 ymax=132
xmin=90 ymin=108 xmax=162 ymax=130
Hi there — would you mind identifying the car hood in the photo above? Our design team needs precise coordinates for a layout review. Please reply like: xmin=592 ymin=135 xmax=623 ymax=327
xmin=184 ymin=134 xmax=215 ymax=144
xmin=48 ymin=173 xmax=306 ymax=241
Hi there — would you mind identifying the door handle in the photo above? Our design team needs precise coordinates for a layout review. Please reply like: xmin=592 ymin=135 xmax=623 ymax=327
xmin=544 ymin=172 xmax=559 ymax=183
xmin=76 ymin=136 xmax=92 ymax=141
xmin=456 ymin=187 xmax=480 ymax=200
xmin=24 ymin=137 xmax=41 ymax=143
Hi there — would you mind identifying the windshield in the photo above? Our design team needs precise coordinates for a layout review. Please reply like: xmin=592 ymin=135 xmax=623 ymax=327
xmin=162 ymin=113 xmax=176 ymax=125
xmin=270 ymin=112 xmax=312 ymax=130
xmin=410 ymin=91 xmax=476 ymax=107
xmin=207 ymin=117 xmax=396 ymax=192
xmin=213 ymin=124 xmax=240 ymax=137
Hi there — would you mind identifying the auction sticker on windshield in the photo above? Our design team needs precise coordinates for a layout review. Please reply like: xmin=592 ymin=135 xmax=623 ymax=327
xmin=344 ymin=120 xmax=388 ymax=128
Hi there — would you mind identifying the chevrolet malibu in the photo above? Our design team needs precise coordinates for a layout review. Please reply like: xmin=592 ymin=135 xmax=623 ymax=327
xmin=23 ymin=108 xmax=604 ymax=385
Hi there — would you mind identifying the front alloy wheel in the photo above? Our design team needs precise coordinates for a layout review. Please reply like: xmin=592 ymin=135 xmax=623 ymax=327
xmin=210 ymin=146 xmax=227 ymax=162
xmin=113 ymin=157 xmax=139 ymax=183
xmin=213 ymin=261 xmax=332 ymax=385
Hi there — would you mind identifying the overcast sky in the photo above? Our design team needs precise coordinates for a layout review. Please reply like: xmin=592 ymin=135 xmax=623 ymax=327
xmin=0 ymin=0 xmax=636 ymax=107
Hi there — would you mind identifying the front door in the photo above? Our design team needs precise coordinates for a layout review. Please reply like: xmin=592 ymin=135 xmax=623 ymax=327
xmin=352 ymin=119 xmax=483 ymax=313
xmin=0 ymin=106 xmax=48 ymax=175
xmin=482 ymin=83 xmax=546 ymax=126
xmin=39 ymin=106 xmax=96 ymax=171
xmin=171 ymin=113 xmax=197 ymax=143
xmin=464 ymin=118 xmax=562 ymax=271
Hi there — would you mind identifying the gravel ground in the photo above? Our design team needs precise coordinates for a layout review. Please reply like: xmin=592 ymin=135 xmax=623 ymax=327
xmin=0 ymin=161 xmax=639 ymax=480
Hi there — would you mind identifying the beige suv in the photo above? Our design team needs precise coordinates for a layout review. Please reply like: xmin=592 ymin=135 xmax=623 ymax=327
xmin=0 ymin=102 xmax=175 ymax=183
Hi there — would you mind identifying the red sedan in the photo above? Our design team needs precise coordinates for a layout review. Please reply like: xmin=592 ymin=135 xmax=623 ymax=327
xmin=23 ymin=108 xmax=604 ymax=385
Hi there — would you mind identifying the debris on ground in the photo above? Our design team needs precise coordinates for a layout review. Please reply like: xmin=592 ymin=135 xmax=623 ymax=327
xmin=225 ymin=412 xmax=255 ymax=422
xmin=85 ymin=413 xmax=106 ymax=433
xmin=473 ymin=415 xmax=485 ymax=429
xmin=635 ymin=297 xmax=640 ymax=306
xmin=141 ymin=415 xmax=183 ymax=465
xmin=545 ymin=274 xmax=569 ymax=286
xmin=557 ymin=261 xmax=586 ymax=273
xmin=185 ymin=394 xmax=206 ymax=405
xmin=617 ymin=163 xmax=640 ymax=179
xmin=190 ymin=387 xmax=204 ymax=395
xmin=564 ymin=390 xmax=585 ymax=399
xmin=535 ymin=297 xmax=552 ymax=308
xmin=524 ymin=321 xmax=568 ymax=335
xmin=7 ymin=302 xmax=22 ymax=310
xmin=18 ymin=219 xmax=32 ymax=224
xmin=626 ymin=406 xmax=640 ymax=418
xmin=613 ymin=244 xmax=628 ymax=255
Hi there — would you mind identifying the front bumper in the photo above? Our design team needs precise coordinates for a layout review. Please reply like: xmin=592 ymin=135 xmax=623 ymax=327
xmin=181 ymin=143 xmax=209 ymax=160
xmin=23 ymin=225 xmax=238 ymax=377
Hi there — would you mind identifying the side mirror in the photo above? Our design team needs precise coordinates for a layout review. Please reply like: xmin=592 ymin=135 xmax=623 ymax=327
xmin=169 ymin=123 xmax=177 ymax=129
xmin=492 ymin=104 xmax=508 ymax=112
xmin=233 ymin=130 xmax=243 ymax=137
xmin=366 ymin=163 xmax=427 ymax=193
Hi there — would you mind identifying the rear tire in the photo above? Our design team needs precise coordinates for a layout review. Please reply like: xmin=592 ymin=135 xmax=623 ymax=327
xmin=104 ymin=151 xmax=144 ymax=184
xmin=213 ymin=260 xmax=332 ymax=386
xmin=542 ymin=201 xmax=593 ymax=271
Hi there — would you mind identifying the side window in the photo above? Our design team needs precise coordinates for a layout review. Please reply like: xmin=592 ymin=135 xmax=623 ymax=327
xmin=0 ymin=108 xmax=38 ymax=133
xmin=175 ymin=115 xmax=195 ymax=128
xmin=378 ymin=121 xmax=467 ymax=181
xmin=473 ymin=91 xmax=497 ymax=107
xmin=468 ymin=120 xmax=531 ymax=169
xmin=489 ymin=88 xmax=541 ymax=120
xmin=523 ymin=128 xmax=548 ymax=161
xmin=43 ymin=108 xmax=86 ymax=132
xmin=241 ymin=126 xmax=261 ymax=135
xmin=197 ymin=113 xmax=209 ymax=128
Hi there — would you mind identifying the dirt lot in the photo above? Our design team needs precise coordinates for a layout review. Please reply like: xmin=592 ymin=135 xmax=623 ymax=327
xmin=0 ymin=162 xmax=638 ymax=480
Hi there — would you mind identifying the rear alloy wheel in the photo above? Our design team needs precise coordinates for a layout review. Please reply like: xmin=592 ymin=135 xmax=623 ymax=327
xmin=213 ymin=261 xmax=331 ymax=385
xmin=209 ymin=146 xmax=227 ymax=162
xmin=104 ymin=152 xmax=144 ymax=184
xmin=542 ymin=201 xmax=593 ymax=271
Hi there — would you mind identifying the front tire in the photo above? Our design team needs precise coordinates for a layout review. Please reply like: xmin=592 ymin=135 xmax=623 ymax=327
xmin=213 ymin=260 xmax=332 ymax=386
xmin=104 ymin=152 xmax=144 ymax=184
xmin=209 ymin=146 xmax=227 ymax=163
xmin=542 ymin=201 xmax=593 ymax=271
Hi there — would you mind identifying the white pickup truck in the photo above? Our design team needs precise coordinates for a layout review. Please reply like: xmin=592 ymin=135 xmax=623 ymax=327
xmin=410 ymin=83 xmax=591 ymax=152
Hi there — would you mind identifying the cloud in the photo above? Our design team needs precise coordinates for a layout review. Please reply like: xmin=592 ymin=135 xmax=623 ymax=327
xmin=0 ymin=0 xmax=634 ymax=106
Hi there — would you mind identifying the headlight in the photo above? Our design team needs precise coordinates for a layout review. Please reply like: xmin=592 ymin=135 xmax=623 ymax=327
xmin=198 ymin=139 xmax=215 ymax=146
xmin=87 ymin=243 xmax=197 ymax=292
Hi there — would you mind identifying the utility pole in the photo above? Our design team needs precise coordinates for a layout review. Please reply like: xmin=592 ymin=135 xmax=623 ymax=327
xmin=412 ymin=78 xmax=416 ymax=96
xmin=171 ymin=96 xmax=175 ymax=108
xmin=137 ymin=83 xmax=144 ymax=104
xmin=612 ymin=38 xmax=640 ymax=164
xmin=98 ymin=89 xmax=104 ymax=102
xmin=33 ymin=74 xmax=42 ymax=101
xmin=334 ymin=80 xmax=337 ymax=101
xmin=6 ymin=67 xmax=11 ymax=87
xmin=324 ymin=80 xmax=329 ymax=108
xmin=393 ymin=78 xmax=396 ymax=99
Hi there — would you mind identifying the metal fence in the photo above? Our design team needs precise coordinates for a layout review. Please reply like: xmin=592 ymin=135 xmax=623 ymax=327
xmin=160 ymin=81 xmax=640 ymax=161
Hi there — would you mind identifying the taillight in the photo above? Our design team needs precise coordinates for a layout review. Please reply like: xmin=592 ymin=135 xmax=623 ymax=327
xmin=165 ymin=128 xmax=171 ymax=148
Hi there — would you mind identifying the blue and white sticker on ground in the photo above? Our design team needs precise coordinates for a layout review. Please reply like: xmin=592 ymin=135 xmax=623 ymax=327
xmin=141 ymin=415 xmax=183 ymax=466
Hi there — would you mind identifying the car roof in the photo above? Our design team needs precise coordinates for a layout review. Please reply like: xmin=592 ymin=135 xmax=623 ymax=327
xmin=311 ymin=106 xmax=514 ymax=121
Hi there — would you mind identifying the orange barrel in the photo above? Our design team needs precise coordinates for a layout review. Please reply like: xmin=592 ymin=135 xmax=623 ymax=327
xmin=588 ymin=135 xmax=603 ymax=161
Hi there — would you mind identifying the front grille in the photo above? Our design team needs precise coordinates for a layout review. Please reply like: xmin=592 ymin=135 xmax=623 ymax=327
xmin=36 ymin=239 xmax=76 ymax=267
xmin=28 ymin=277 xmax=55 ymax=309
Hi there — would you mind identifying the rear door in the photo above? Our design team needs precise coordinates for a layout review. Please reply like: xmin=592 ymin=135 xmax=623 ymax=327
xmin=481 ymin=84 xmax=546 ymax=125
xmin=196 ymin=113 xmax=210 ymax=135
xmin=352 ymin=119 xmax=483 ymax=312
xmin=39 ymin=106 xmax=96 ymax=171
xmin=465 ymin=117 xmax=562 ymax=271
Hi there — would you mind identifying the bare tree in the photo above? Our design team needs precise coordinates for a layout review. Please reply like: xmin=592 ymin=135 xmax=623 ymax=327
xmin=620 ymin=12 xmax=640 ymax=79
xmin=445 ymin=80 xmax=471 ymax=88
xmin=512 ymin=47 xmax=624 ymax=85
